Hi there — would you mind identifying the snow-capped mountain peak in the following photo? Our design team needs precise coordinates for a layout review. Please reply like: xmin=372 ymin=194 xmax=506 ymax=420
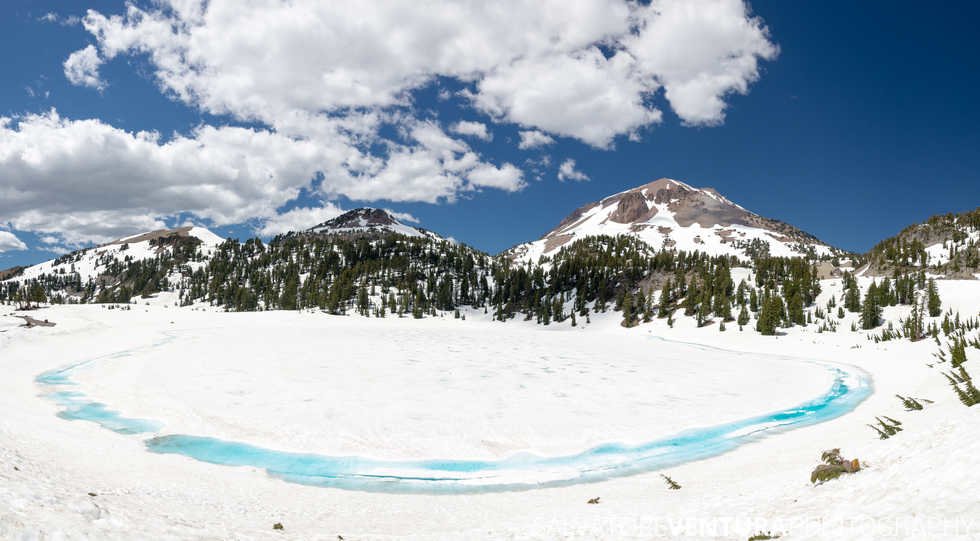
xmin=5 ymin=226 xmax=223 ymax=284
xmin=307 ymin=208 xmax=441 ymax=240
xmin=112 ymin=226 xmax=225 ymax=248
xmin=508 ymin=178 xmax=837 ymax=262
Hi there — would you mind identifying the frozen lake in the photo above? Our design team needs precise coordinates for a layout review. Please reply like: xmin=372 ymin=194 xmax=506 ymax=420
xmin=35 ymin=312 xmax=869 ymax=492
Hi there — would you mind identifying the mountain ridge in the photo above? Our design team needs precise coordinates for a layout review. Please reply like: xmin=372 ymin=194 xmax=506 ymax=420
xmin=507 ymin=178 xmax=840 ymax=263
xmin=861 ymin=207 xmax=980 ymax=278
xmin=3 ymin=226 xmax=224 ymax=285
xmin=304 ymin=208 xmax=444 ymax=241
xmin=1 ymin=189 xmax=972 ymax=337
xmin=5 ymin=183 xmax=974 ymax=294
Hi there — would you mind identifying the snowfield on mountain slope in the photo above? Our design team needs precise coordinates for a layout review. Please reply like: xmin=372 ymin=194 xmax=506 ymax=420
xmin=922 ymin=227 xmax=980 ymax=266
xmin=0 ymin=279 xmax=978 ymax=539
xmin=10 ymin=226 xmax=224 ymax=284
xmin=306 ymin=208 xmax=442 ymax=240
xmin=511 ymin=178 xmax=837 ymax=263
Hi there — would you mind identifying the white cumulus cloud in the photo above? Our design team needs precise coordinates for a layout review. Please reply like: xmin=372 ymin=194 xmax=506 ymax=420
xmin=558 ymin=159 xmax=590 ymax=182
xmin=0 ymin=110 xmax=336 ymax=243
xmin=80 ymin=0 xmax=631 ymax=122
xmin=78 ymin=0 xmax=774 ymax=138
xmin=0 ymin=111 xmax=523 ymax=243
xmin=0 ymin=231 xmax=28 ymax=252
xmin=467 ymin=163 xmax=525 ymax=192
xmin=475 ymin=48 xmax=661 ymax=148
xmin=627 ymin=0 xmax=778 ymax=125
xmin=451 ymin=121 xmax=492 ymax=141
xmin=256 ymin=203 xmax=346 ymax=236
xmin=15 ymin=0 xmax=778 ymax=246
xmin=518 ymin=130 xmax=556 ymax=150
xmin=63 ymin=44 xmax=105 ymax=90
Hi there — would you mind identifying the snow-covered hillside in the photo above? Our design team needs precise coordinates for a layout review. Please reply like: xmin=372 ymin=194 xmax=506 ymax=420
xmin=8 ymin=226 xmax=224 ymax=285
xmin=864 ymin=207 xmax=980 ymax=278
xmin=2 ymin=209 xmax=436 ymax=289
xmin=306 ymin=208 xmax=443 ymax=241
xmin=1 ymin=212 xmax=479 ymax=311
xmin=508 ymin=178 xmax=839 ymax=263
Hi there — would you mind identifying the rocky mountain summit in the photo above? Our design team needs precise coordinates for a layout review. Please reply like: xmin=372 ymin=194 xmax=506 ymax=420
xmin=307 ymin=208 xmax=442 ymax=240
xmin=508 ymin=178 xmax=838 ymax=263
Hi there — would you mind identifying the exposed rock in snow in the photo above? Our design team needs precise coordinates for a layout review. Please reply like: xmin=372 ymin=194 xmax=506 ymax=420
xmin=111 ymin=226 xmax=224 ymax=247
xmin=508 ymin=178 xmax=839 ymax=263
xmin=306 ymin=208 xmax=443 ymax=241
xmin=864 ymin=207 xmax=980 ymax=278
xmin=3 ymin=226 xmax=224 ymax=286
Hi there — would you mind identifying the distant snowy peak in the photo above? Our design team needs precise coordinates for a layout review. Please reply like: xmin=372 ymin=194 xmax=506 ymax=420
xmin=6 ymin=226 xmax=223 ymax=284
xmin=307 ymin=208 xmax=443 ymax=241
xmin=112 ymin=226 xmax=225 ymax=248
xmin=509 ymin=178 xmax=837 ymax=263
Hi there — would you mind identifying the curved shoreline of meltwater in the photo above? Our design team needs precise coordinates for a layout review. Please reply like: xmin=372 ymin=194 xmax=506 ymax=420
xmin=36 ymin=332 xmax=872 ymax=494
xmin=144 ymin=361 xmax=871 ymax=493
xmin=35 ymin=334 xmax=177 ymax=435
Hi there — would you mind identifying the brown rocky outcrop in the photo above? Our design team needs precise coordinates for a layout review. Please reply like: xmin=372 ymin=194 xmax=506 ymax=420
xmin=518 ymin=177 xmax=833 ymax=257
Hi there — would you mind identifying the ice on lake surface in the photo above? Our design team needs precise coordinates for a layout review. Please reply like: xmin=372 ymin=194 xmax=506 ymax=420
xmin=141 ymin=364 xmax=869 ymax=492
xmin=37 ymin=334 xmax=871 ymax=493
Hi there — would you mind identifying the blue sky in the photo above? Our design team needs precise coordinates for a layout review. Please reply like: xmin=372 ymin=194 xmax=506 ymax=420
xmin=1 ymin=1 xmax=978 ymax=268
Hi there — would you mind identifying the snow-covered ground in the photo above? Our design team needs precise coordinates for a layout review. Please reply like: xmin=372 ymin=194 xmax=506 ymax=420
xmin=1 ymin=281 xmax=978 ymax=539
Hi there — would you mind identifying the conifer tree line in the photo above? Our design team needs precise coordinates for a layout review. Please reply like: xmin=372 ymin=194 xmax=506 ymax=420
xmin=0 ymin=229 xmax=950 ymax=341
xmin=837 ymin=269 xmax=943 ymax=332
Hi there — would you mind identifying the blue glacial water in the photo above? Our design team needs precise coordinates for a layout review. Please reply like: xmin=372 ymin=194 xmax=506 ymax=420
xmin=37 ymin=333 xmax=872 ymax=493
xmin=35 ymin=337 xmax=173 ymax=435
xmin=37 ymin=368 xmax=163 ymax=435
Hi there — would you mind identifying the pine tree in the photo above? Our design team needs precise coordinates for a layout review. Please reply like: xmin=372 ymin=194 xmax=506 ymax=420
xmin=860 ymin=282 xmax=881 ymax=330
xmin=879 ymin=277 xmax=895 ymax=306
xmin=621 ymin=292 xmax=637 ymax=328
xmin=736 ymin=279 xmax=747 ymax=306
xmin=757 ymin=293 xmax=783 ymax=336
xmin=951 ymin=338 xmax=968 ymax=368
xmin=737 ymin=305 xmax=750 ymax=329
xmin=356 ymin=285 xmax=370 ymax=316
xmin=904 ymin=295 xmax=925 ymax=341
xmin=697 ymin=289 xmax=712 ymax=327
xmin=658 ymin=279 xmax=672 ymax=318
xmin=844 ymin=281 xmax=861 ymax=313
xmin=927 ymin=278 xmax=942 ymax=317
xmin=279 ymin=267 xmax=300 ymax=310
xmin=28 ymin=282 xmax=47 ymax=307
xmin=787 ymin=290 xmax=805 ymax=326
xmin=714 ymin=290 xmax=732 ymax=321
xmin=683 ymin=280 xmax=699 ymax=316
xmin=642 ymin=294 xmax=653 ymax=323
